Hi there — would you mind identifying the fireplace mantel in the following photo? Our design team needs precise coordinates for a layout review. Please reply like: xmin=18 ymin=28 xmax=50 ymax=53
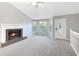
xmin=0 ymin=24 xmax=27 ymax=43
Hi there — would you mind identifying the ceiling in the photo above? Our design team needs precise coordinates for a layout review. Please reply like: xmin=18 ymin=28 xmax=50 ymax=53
xmin=10 ymin=2 xmax=79 ymax=19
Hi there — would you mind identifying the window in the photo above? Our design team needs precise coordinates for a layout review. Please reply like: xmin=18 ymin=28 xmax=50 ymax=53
xmin=38 ymin=21 xmax=48 ymax=32
xmin=32 ymin=20 xmax=50 ymax=36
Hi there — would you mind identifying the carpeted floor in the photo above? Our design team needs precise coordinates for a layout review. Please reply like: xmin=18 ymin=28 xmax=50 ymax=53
xmin=0 ymin=36 xmax=76 ymax=56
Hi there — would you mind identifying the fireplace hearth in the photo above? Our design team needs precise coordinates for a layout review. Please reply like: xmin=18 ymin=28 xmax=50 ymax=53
xmin=6 ymin=29 xmax=23 ymax=41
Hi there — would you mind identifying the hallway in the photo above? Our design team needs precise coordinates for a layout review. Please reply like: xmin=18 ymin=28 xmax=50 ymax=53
xmin=0 ymin=36 xmax=76 ymax=56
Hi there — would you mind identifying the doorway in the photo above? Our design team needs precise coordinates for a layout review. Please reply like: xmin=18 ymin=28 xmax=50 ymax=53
xmin=54 ymin=17 xmax=67 ymax=39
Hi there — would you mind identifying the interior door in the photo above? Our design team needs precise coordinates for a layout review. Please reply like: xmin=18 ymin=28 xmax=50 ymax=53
xmin=54 ymin=17 xmax=67 ymax=39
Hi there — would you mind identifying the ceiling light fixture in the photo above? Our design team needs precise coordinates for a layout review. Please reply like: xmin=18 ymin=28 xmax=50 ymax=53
xmin=31 ymin=2 xmax=44 ymax=8
xmin=31 ymin=2 xmax=37 ymax=6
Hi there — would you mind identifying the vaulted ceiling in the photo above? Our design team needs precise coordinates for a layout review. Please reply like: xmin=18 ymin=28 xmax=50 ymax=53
xmin=10 ymin=2 xmax=79 ymax=19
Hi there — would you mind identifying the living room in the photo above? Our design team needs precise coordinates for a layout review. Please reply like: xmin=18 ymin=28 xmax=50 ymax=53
xmin=0 ymin=1 xmax=79 ymax=57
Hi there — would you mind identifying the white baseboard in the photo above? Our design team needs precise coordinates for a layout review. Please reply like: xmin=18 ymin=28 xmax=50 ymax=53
xmin=70 ymin=43 xmax=79 ymax=56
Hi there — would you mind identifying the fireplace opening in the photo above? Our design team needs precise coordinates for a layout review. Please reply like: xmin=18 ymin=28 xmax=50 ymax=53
xmin=6 ymin=29 xmax=23 ymax=41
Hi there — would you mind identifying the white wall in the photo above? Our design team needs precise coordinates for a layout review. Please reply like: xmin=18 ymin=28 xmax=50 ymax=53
xmin=0 ymin=2 xmax=31 ymax=24
xmin=68 ymin=14 xmax=79 ymax=33
xmin=23 ymin=22 xmax=32 ymax=38
xmin=0 ymin=2 xmax=32 ymax=43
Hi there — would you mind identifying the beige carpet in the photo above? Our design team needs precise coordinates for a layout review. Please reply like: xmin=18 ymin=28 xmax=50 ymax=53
xmin=0 ymin=36 xmax=76 ymax=56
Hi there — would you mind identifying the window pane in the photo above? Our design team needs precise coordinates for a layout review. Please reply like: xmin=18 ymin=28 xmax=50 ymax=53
xmin=38 ymin=21 xmax=48 ymax=32
xmin=32 ymin=20 xmax=49 ymax=36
